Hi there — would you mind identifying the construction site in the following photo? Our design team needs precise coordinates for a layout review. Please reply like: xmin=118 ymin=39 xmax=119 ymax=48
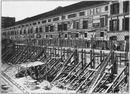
xmin=1 ymin=38 xmax=129 ymax=93
xmin=1 ymin=1 xmax=129 ymax=93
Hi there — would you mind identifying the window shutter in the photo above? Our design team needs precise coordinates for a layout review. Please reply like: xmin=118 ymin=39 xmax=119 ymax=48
xmin=123 ymin=1 xmax=129 ymax=13
xmin=36 ymin=28 xmax=38 ymax=33
xmin=122 ymin=18 xmax=125 ymax=30
xmin=55 ymin=23 xmax=58 ymax=31
xmin=100 ymin=18 xmax=104 ymax=27
xmin=127 ymin=2 xmax=129 ymax=13
xmin=110 ymin=20 xmax=112 ymax=31
xmin=84 ymin=33 xmax=87 ymax=38
xmin=110 ymin=5 xmax=113 ymax=14
xmin=117 ymin=3 xmax=119 ymax=14
xmin=76 ymin=21 xmax=79 ymax=29
xmin=28 ymin=29 xmax=30 ymax=34
xmin=58 ymin=24 xmax=62 ymax=31
xmin=100 ymin=32 xmax=104 ymax=37
xmin=80 ymin=19 xmax=83 ymax=29
xmin=125 ymin=18 xmax=129 ymax=31
xmin=73 ymin=21 xmax=76 ymax=29
xmin=45 ymin=26 xmax=49 ymax=32
xmin=105 ymin=15 xmax=108 ymax=26
xmin=83 ymin=20 xmax=88 ymax=29
xmin=117 ymin=19 xmax=119 ymax=31
xmin=31 ymin=28 xmax=33 ymax=33
xmin=123 ymin=1 xmax=126 ymax=13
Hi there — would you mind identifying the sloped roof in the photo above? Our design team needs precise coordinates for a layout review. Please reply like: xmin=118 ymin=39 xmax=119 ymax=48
xmin=15 ymin=1 xmax=109 ymax=26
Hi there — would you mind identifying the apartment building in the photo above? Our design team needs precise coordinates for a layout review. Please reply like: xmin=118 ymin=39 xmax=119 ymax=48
xmin=2 ymin=1 xmax=109 ymax=41
xmin=107 ymin=1 xmax=129 ymax=51
xmin=107 ymin=1 xmax=129 ymax=41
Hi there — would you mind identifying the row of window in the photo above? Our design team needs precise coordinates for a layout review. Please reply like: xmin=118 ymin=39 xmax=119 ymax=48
xmin=45 ymin=33 xmax=88 ymax=39
xmin=4 ymin=1 xmax=129 ymax=31
xmin=110 ymin=17 xmax=129 ymax=31
xmin=45 ymin=32 xmax=104 ymax=39
xmin=4 ymin=5 xmax=108 ymax=31
xmin=110 ymin=1 xmax=129 ymax=15
xmin=3 ymin=18 xmax=106 ymax=36
xmin=4 ymin=17 xmax=129 ymax=36
xmin=3 ymin=16 xmax=128 ymax=36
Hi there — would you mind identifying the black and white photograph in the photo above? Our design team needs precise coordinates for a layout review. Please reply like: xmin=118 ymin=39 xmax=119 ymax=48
xmin=1 ymin=0 xmax=129 ymax=93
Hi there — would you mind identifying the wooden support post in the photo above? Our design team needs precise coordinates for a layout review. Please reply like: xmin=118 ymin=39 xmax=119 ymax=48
xmin=63 ymin=48 xmax=65 ymax=60
xmin=124 ymin=52 xmax=128 ymax=83
xmin=116 ymin=55 xmax=118 ymax=74
xmin=58 ymin=47 xmax=60 ymax=57
xmin=111 ymin=51 xmax=117 ymax=82
xmin=103 ymin=52 xmax=105 ymax=61
xmin=110 ymin=51 xmax=114 ymax=82
xmin=81 ymin=49 xmax=84 ymax=69
xmin=54 ymin=47 xmax=56 ymax=57
xmin=67 ymin=48 xmax=69 ymax=57
xmin=100 ymin=51 xmax=102 ymax=63
xmin=50 ymin=47 xmax=52 ymax=58
xmin=67 ymin=48 xmax=71 ymax=63
xmin=113 ymin=52 xmax=117 ymax=74
xmin=120 ymin=53 xmax=121 ymax=67
xmin=114 ymin=54 xmax=117 ymax=74
xmin=92 ymin=50 xmax=95 ymax=68
xmin=84 ymin=50 xmax=86 ymax=66
xmin=52 ymin=45 xmax=54 ymax=57
xmin=46 ymin=63 xmax=48 ymax=80
xmin=90 ymin=50 xmax=93 ymax=68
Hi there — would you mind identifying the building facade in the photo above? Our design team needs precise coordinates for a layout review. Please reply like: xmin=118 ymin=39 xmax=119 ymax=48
xmin=2 ymin=1 xmax=129 ymax=50
xmin=107 ymin=1 xmax=129 ymax=51
xmin=2 ymin=1 xmax=109 ymax=40
xmin=107 ymin=1 xmax=129 ymax=41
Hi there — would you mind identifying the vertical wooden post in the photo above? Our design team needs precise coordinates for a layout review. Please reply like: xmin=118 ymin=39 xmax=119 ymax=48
xmin=113 ymin=52 xmax=117 ymax=74
xmin=54 ymin=47 xmax=56 ymax=57
xmin=84 ymin=50 xmax=86 ymax=66
xmin=111 ymin=51 xmax=117 ymax=82
xmin=110 ymin=51 xmax=114 ymax=82
xmin=52 ymin=45 xmax=54 ymax=57
xmin=58 ymin=45 xmax=59 ymax=57
xmin=93 ymin=50 xmax=95 ymax=68
xmin=63 ymin=48 xmax=65 ymax=60
xmin=90 ymin=50 xmax=92 ymax=68
xmin=120 ymin=53 xmax=121 ymax=67
xmin=67 ymin=48 xmax=69 ymax=57
xmin=103 ymin=51 xmax=105 ymax=61
xmin=100 ymin=51 xmax=102 ymax=63
xmin=50 ymin=47 xmax=52 ymax=58
xmin=69 ymin=48 xmax=71 ymax=63
xmin=81 ymin=49 xmax=84 ymax=69
xmin=115 ymin=54 xmax=118 ymax=74
xmin=124 ymin=52 xmax=128 ymax=83
xmin=44 ymin=45 xmax=47 ymax=59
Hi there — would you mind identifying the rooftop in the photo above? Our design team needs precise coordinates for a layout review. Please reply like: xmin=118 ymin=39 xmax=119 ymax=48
xmin=5 ymin=1 xmax=110 ymax=28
